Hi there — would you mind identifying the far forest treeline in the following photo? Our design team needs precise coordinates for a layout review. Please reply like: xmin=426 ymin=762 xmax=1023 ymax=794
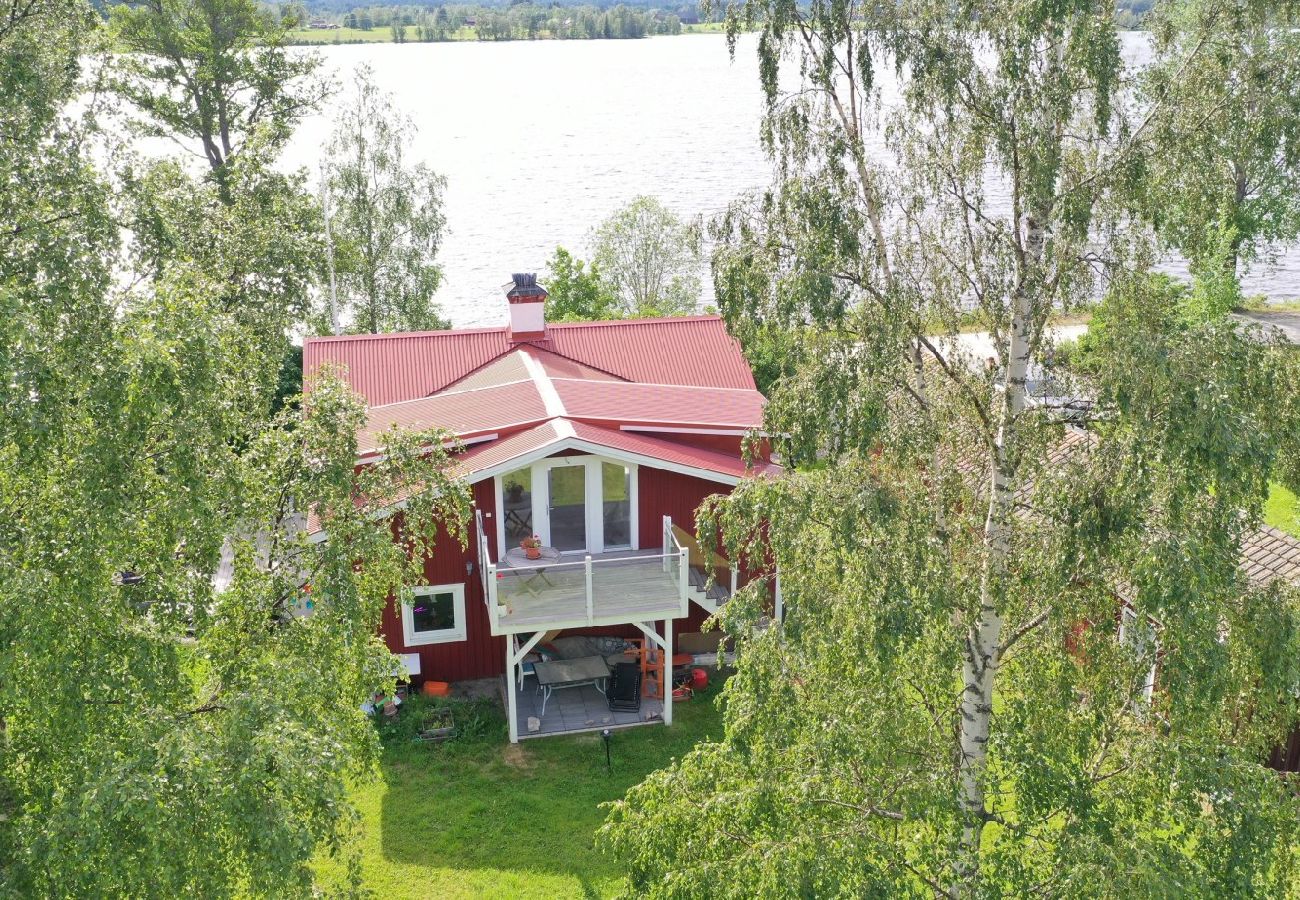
xmin=284 ymin=3 xmax=687 ymax=40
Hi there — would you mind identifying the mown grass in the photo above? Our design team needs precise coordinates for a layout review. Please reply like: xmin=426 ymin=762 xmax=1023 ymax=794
xmin=314 ymin=685 xmax=725 ymax=898
xmin=1266 ymin=483 xmax=1300 ymax=538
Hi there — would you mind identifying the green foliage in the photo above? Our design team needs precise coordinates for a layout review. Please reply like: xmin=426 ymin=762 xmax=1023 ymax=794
xmin=320 ymin=64 xmax=450 ymax=334
xmin=590 ymin=195 xmax=702 ymax=317
xmin=606 ymin=0 xmax=1300 ymax=893
xmin=109 ymin=0 xmax=328 ymax=183
xmin=1 ymin=3 xmax=470 ymax=894
xmin=543 ymin=246 xmax=622 ymax=322
xmin=1142 ymin=1 xmax=1300 ymax=277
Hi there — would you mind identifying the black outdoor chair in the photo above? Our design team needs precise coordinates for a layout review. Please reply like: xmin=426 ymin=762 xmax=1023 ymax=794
xmin=606 ymin=662 xmax=642 ymax=712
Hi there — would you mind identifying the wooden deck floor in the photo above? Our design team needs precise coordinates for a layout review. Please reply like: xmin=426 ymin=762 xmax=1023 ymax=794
xmin=495 ymin=549 xmax=682 ymax=631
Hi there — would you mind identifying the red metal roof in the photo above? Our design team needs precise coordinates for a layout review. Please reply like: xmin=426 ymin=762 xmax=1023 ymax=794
xmin=447 ymin=418 xmax=779 ymax=482
xmin=552 ymin=379 xmax=766 ymax=429
xmin=303 ymin=316 xmax=756 ymax=406
xmin=359 ymin=381 xmax=548 ymax=454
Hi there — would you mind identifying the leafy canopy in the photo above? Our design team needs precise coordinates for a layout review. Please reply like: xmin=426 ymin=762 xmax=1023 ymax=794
xmin=319 ymin=63 xmax=451 ymax=335
xmin=602 ymin=0 xmax=1300 ymax=895
xmin=1 ymin=3 xmax=467 ymax=894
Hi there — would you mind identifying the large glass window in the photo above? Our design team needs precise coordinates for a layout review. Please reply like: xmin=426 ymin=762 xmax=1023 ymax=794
xmin=602 ymin=462 xmax=632 ymax=549
xmin=548 ymin=464 xmax=587 ymax=552
xmin=501 ymin=467 xmax=533 ymax=547
xmin=402 ymin=584 xmax=466 ymax=645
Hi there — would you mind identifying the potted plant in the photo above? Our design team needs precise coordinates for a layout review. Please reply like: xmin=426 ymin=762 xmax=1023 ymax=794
xmin=520 ymin=534 xmax=542 ymax=559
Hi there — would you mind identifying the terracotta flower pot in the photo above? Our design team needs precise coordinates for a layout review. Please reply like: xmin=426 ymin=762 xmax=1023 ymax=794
xmin=526 ymin=547 xmax=541 ymax=560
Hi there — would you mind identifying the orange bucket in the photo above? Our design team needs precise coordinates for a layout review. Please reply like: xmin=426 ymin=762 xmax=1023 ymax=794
xmin=421 ymin=681 xmax=451 ymax=697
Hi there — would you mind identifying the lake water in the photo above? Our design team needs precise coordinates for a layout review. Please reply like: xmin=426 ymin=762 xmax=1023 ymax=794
xmin=281 ymin=34 xmax=1298 ymax=327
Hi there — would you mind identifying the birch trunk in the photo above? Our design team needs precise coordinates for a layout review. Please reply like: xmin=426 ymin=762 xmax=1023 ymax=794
xmin=955 ymin=210 xmax=1044 ymax=890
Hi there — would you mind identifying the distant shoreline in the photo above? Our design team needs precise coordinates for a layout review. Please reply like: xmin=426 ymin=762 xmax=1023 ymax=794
xmin=284 ymin=22 xmax=733 ymax=46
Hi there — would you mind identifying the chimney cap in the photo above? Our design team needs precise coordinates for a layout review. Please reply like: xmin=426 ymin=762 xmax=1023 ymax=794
xmin=504 ymin=272 xmax=547 ymax=301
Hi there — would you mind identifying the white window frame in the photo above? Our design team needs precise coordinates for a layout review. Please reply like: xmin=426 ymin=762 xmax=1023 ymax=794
xmin=402 ymin=583 xmax=467 ymax=646
xmin=494 ymin=455 xmax=638 ymax=556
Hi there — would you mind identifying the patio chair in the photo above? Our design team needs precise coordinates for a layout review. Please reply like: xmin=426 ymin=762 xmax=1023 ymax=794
xmin=606 ymin=662 xmax=642 ymax=712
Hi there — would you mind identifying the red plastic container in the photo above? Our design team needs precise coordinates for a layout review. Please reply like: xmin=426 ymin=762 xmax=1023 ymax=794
xmin=690 ymin=668 xmax=709 ymax=691
xmin=421 ymin=680 xmax=451 ymax=697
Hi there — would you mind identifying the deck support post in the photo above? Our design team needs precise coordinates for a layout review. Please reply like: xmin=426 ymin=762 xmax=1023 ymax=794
xmin=506 ymin=637 xmax=519 ymax=743
xmin=774 ymin=571 xmax=783 ymax=622
xmin=663 ymin=618 xmax=673 ymax=726
xmin=507 ymin=632 xmax=547 ymax=744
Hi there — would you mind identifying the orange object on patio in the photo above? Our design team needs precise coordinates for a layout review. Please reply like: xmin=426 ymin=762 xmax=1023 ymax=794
xmin=671 ymin=653 xmax=693 ymax=667
xmin=421 ymin=680 xmax=451 ymax=697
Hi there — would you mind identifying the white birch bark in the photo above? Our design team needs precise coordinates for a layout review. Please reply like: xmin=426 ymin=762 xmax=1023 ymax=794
xmin=956 ymin=208 xmax=1045 ymax=887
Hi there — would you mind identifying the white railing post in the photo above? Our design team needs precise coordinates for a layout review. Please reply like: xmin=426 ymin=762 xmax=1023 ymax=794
xmin=662 ymin=515 xmax=671 ymax=573
xmin=730 ymin=565 xmax=738 ymax=599
xmin=678 ymin=547 xmax=689 ymax=616
xmin=585 ymin=554 xmax=594 ymax=624
xmin=774 ymin=570 xmax=783 ymax=622
xmin=487 ymin=563 xmax=499 ymax=631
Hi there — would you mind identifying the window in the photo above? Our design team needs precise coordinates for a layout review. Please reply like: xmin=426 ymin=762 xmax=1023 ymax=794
xmin=1119 ymin=606 xmax=1157 ymax=704
xmin=602 ymin=462 xmax=632 ymax=549
xmin=402 ymin=584 xmax=466 ymax=646
xmin=501 ymin=467 xmax=533 ymax=547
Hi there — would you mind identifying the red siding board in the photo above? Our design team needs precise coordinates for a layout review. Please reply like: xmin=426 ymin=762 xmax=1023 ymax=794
xmin=638 ymin=467 xmax=731 ymax=541
xmin=380 ymin=481 xmax=505 ymax=683
xmin=379 ymin=469 xmax=733 ymax=683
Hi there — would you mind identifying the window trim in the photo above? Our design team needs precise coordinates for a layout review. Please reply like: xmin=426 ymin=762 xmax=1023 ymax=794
xmin=494 ymin=455 xmax=638 ymax=556
xmin=402 ymin=583 xmax=467 ymax=646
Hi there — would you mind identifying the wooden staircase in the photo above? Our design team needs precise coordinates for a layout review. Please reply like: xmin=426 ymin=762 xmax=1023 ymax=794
xmin=672 ymin=524 xmax=734 ymax=614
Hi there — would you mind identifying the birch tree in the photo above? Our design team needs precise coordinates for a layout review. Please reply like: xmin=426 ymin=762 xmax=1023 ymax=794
xmin=1 ymin=5 xmax=469 ymax=892
xmin=321 ymin=64 xmax=450 ymax=334
xmin=1142 ymin=1 xmax=1300 ymax=278
xmin=602 ymin=0 xmax=1300 ymax=894
xmin=591 ymin=195 xmax=703 ymax=316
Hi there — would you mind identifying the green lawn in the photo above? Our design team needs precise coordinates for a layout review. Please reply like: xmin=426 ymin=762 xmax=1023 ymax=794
xmin=1266 ymin=482 xmax=1300 ymax=537
xmin=315 ymin=686 xmax=725 ymax=898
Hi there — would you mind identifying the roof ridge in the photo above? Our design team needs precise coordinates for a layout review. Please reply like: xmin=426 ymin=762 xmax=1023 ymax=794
xmin=303 ymin=315 xmax=725 ymax=346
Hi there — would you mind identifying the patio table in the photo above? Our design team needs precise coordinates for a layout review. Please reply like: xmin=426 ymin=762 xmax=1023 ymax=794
xmin=503 ymin=545 xmax=562 ymax=594
xmin=532 ymin=655 xmax=610 ymax=717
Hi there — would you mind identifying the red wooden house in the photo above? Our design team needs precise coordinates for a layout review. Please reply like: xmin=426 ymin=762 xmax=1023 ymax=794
xmin=304 ymin=274 xmax=779 ymax=741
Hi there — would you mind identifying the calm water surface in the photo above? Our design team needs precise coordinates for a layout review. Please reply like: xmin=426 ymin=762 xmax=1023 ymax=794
xmin=282 ymin=34 xmax=1297 ymax=327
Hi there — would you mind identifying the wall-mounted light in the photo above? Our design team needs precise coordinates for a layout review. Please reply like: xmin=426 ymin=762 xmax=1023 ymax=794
xmin=465 ymin=560 xmax=475 ymax=578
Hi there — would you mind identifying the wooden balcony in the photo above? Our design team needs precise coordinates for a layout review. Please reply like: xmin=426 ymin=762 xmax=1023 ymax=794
xmin=476 ymin=514 xmax=691 ymax=636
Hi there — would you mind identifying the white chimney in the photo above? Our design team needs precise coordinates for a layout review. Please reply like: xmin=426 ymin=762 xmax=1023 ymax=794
xmin=505 ymin=273 xmax=547 ymax=341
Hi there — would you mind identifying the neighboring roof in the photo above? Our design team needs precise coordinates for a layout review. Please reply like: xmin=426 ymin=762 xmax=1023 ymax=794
xmin=303 ymin=315 xmax=757 ymax=407
xmin=1041 ymin=428 xmax=1300 ymax=589
xmin=1241 ymin=525 xmax=1300 ymax=587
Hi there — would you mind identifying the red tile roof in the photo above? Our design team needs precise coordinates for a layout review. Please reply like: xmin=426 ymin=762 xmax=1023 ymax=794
xmin=304 ymin=315 xmax=755 ymax=407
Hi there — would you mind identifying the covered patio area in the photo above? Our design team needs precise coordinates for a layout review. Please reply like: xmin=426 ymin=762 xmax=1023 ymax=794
xmin=506 ymin=679 xmax=665 ymax=738
xmin=502 ymin=620 xmax=676 ymax=742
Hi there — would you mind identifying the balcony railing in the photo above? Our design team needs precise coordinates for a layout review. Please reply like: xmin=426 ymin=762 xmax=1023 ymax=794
xmin=475 ymin=511 xmax=689 ymax=635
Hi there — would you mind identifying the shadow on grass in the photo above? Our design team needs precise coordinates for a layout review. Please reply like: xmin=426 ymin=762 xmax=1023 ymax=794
xmin=375 ymin=687 xmax=725 ymax=895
